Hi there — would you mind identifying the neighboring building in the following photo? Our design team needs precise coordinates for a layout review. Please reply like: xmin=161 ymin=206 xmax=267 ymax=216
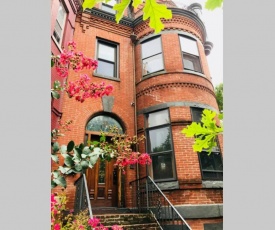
xmin=55 ymin=1 xmax=223 ymax=229
xmin=51 ymin=0 xmax=83 ymax=130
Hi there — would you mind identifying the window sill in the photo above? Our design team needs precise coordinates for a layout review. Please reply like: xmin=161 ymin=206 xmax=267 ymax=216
xmin=183 ymin=69 xmax=206 ymax=78
xmin=142 ymin=70 xmax=167 ymax=80
xmin=93 ymin=73 xmax=120 ymax=82
xmin=202 ymin=180 xmax=223 ymax=188
xmin=156 ymin=180 xmax=179 ymax=190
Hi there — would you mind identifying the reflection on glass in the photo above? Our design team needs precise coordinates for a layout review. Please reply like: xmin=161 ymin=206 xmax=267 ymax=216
xmin=98 ymin=44 xmax=115 ymax=61
xmin=183 ymin=59 xmax=194 ymax=70
xmin=148 ymin=110 xmax=169 ymax=127
xmin=142 ymin=37 xmax=162 ymax=59
xmin=97 ymin=60 xmax=114 ymax=77
xmin=149 ymin=127 xmax=171 ymax=153
xmin=98 ymin=161 xmax=106 ymax=183
xmin=180 ymin=36 xmax=199 ymax=56
xmin=152 ymin=155 xmax=173 ymax=180
xmin=86 ymin=115 xmax=123 ymax=132
xmin=142 ymin=54 xmax=163 ymax=74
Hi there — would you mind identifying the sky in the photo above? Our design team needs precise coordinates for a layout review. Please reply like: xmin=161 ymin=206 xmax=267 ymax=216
xmin=173 ymin=0 xmax=223 ymax=87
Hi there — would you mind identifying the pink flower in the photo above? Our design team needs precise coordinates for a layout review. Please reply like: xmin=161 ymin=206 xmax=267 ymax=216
xmin=53 ymin=224 xmax=61 ymax=230
xmin=56 ymin=66 xmax=68 ymax=78
xmin=68 ymin=41 xmax=77 ymax=50
xmin=88 ymin=217 xmax=101 ymax=228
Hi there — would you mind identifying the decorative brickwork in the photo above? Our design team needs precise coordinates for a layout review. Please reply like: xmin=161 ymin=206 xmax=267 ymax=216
xmin=136 ymin=82 xmax=215 ymax=98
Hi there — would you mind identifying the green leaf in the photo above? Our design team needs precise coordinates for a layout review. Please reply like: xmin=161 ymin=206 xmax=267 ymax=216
xmin=82 ymin=0 xmax=103 ymax=10
xmin=143 ymin=0 xmax=172 ymax=34
xmin=51 ymin=58 xmax=55 ymax=67
xmin=60 ymin=145 xmax=67 ymax=155
xmin=218 ymin=113 xmax=223 ymax=120
xmin=74 ymin=163 xmax=83 ymax=172
xmin=51 ymin=180 xmax=57 ymax=189
xmin=100 ymin=135 xmax=106 ymax=142
xmin=90 ymin=153 xmax=99 ymax=166
xmin=51 ymin=154 xmax=59 ymax=163
xmin=91 ymin=141 xmax=100 ymax=146
xmin=82 ymin=146 xmax=92 ymax=155
xmin=52 ymin=142 xmax=60 ymax=153
xmin=205 ymin=0 xmax=223 ymax=10
xmin=133 ymin=0 xmax=142 ymax=8
xmin=53 ymin=176 xmax=67 ymax=188
xmin=81 ymin=161 xmax=89 ymax=170
xmin=64 ymin=156 xmax=74 ymax=167
xmin=113 ymin=0 xmax=131 ymax=23
xmin=67 ymin=141 xmax=75 ymax=152
xmin=53 ymin=80 xmax=61 ymax=90
xmin=51 ymin=90 xmax=60 ymax=99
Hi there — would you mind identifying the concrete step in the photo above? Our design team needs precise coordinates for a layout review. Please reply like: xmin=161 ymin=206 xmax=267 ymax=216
xmin=94 ymin=213 xmax=161 ymax=229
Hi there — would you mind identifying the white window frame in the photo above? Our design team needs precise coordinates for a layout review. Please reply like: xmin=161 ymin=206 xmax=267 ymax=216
xmin=53 ymin=1 xmax=67 ymax=46
xmin=179 ymin=35 xmax=202 ymax=73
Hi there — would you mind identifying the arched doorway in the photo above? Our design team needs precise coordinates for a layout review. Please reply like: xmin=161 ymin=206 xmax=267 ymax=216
xmin=84 ymin=114 xmax=124 ymax=207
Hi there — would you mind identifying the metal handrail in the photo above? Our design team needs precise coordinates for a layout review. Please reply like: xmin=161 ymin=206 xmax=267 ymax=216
xmin=74 ymin=173 xmax=93 ymax=218
xmin=130 ymin=176 xmax=192 ymax=230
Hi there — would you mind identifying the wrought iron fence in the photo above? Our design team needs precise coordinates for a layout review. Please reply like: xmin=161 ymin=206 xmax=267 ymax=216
xmin=129 ymin=176 xmax=192 ymax=230
xmin=74 ymin=174 xmax=93 ymax=218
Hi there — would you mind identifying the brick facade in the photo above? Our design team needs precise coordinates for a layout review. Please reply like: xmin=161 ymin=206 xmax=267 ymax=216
xmin=52 ymin=1 xmax=223 ymax=229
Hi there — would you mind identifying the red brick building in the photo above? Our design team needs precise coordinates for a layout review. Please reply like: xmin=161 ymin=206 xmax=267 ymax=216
xmin=53 ymin=1 xmax=223 ymax=229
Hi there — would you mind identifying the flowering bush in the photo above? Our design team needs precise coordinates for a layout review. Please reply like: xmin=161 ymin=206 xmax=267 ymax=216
xmin=51 ymin=193 xmax=123 ymax=230
xmin=51 ymin=41 xmax=113 ymax=102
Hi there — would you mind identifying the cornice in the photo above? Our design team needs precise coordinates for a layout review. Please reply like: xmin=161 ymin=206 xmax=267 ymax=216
xmin=133 ymin=8 xmax=207 ymax=43
xmin=136 ymin=82 xmax=215 ymax=98
xmin=83 ymin=8 xmax=133 ymax=28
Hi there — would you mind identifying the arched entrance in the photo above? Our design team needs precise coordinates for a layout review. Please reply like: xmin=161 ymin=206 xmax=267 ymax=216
xmin=84 ymin=114 xmax=124 ymax=207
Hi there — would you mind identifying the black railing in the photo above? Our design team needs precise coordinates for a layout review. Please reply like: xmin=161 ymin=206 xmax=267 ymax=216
xmin=129 ymin=176 xmax=192 ymax=230
xmin=74 ymin=174 xmax=93 ymax=218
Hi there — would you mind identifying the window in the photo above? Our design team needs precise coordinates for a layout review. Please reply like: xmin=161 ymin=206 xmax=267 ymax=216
xmin=145 ymin=109 xmax=176 ymax=181
xmin=101 ymin=0 xmax=117 ymax=14
xmin=96 ymin=40 xmax=118 ymax=78
xmin=141 ymin=37 xmax=164 ymax=75
xmin=191 ymin=107 xmax=223 ymax=180
xmin=198 ymin=151 xmax=223 ymax=180
xmin=53 ymin=1 xmax=67 ymax=44
xmin=179 ymin=36 xmax=202 ymax=73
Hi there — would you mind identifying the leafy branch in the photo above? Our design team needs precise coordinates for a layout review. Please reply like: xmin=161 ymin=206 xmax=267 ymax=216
xmin=181 ymin=109 xmax=223 ymax=154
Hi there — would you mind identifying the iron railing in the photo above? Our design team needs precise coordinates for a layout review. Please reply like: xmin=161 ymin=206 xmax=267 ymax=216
xmin=74 ymin=174 xmax=93 ymax=218
xmin=129 ymin=176 xmax=192 ymax=230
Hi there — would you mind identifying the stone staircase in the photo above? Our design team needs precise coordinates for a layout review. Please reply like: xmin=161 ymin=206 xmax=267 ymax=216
xmin=93 ymin=213 xmax=162 ymax=230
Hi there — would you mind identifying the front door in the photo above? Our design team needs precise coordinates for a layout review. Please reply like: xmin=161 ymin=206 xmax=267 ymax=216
xmin=86 ymin=159 xmax=118 ymax=207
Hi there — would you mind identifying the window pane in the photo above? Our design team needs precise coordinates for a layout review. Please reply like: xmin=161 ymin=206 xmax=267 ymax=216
xmin=180 ymin=36 xmax=199 ymax=56
xmin=86 ymin=115 xmax=123 ymax=132
xmin=97 ymin=60 xmax=115 ymax=78
xmin=148 ymin=110 xmax=169 ymax=127
xmin=142 ymin=37 xmax=162 ymax=59
xmin=56 ymin=4 xmax=66 ymax=26
xmin=142 ymin=54 xmax=164 ymax=74
xmin=152 ymin=154 xmax=174 ymax=180
xmin=199 ymin=152 xmax=223 ymax=180
xmin=213 ymin=152 xmax=223 ymax=171
xmin=191 ymin=107 xmax=203 ymax=122
xmin=183 ymin=59 xmax=194 ymax=70
xmin=148 ymin=127 xmax=172 ymax=153
xmin=98 ymin=43 xmax=115 ymax=62
xmin=202 ymin=171 xmax=223 ymax=180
